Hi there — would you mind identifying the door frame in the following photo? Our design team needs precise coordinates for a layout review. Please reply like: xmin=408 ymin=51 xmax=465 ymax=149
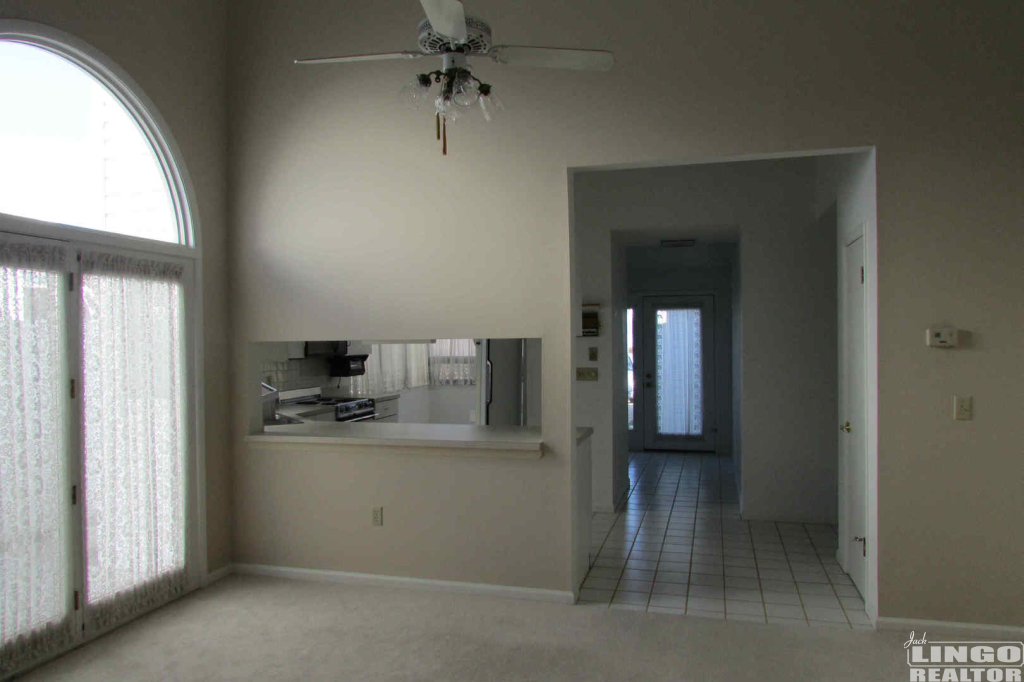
xmin=640 ymin=294 xmax=717 ymax=452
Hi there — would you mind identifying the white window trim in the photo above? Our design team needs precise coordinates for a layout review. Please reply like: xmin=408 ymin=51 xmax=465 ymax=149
xmin=0 ymin=19 xmax=208 ymax=595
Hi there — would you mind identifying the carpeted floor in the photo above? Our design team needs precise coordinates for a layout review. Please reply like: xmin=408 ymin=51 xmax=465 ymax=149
xmin=16 ymin=574 xmax=923 ymax=681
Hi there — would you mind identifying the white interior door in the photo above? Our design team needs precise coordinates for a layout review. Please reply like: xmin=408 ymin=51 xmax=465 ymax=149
xmin=641 ymin=295 xmax=716 ymax=451
xmin=839 ymin=234 xmax=868 ymax=591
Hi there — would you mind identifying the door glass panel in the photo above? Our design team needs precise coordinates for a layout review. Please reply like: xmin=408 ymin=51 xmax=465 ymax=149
xmin=626 ymin=308 xmax=634 ymax=430
xmin=0 ymin=241 xmax=73 ymax=661
xmin=80 ymin=255 xmax=186 ymax=616
xmin=655 ymin=308 xmax=703 ymax=436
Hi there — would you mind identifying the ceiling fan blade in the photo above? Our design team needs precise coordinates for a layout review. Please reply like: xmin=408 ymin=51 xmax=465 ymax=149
xmin=486 ymin=46 xmax=615 ymax=71
xmin=419 ymin=0 xmax=467 ymax=42
xmin=295 ymin=51 xmax=425 ymax=65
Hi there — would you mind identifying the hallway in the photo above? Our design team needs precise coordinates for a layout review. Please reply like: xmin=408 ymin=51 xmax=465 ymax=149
xmin=580 ymin=453 xmax=870 ymax=628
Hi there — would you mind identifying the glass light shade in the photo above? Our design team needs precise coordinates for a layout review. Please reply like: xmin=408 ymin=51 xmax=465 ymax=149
xmin=399 ymin=75 xmax=433 ymax=110
xmin=435 ymin=95 xmax=460 ymax=122
xmin=478 ymin=89 xmax=505 ymax=122
xmin=451 ymin=72 xmax=479 ymax=107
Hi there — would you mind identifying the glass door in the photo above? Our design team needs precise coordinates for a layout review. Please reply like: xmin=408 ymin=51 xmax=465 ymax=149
xmin=0 ymin=236 xmax=78 ymax=673
xmin=641 ymin=295 xmax=716 ymax=451
xmin=0 ymin=234 xmax=192 ymax=677
xmin=79 ymin=252 xmax=189 ymax=633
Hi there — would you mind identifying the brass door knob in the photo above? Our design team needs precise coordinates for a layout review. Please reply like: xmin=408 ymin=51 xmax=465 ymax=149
xmin=840 ymin=421 xmax=851 ymax=433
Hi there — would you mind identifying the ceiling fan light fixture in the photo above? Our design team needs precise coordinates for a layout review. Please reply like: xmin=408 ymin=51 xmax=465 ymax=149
xmin=295 ymin=0 xmax=613 ymax=156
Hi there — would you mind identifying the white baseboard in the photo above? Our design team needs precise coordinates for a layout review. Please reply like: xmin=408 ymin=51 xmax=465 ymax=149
xmin=202 ymin=563 xmax=234 ymax=587
xmin=592 ymin=484 xmax=632 ymax=514
xmin=875 ymin=617 xmax=1024 ymax=637
xmin=233 ymin=563 xmax=576 ymax=605
xmin=612 ymin=485 xmax=630 ymax=513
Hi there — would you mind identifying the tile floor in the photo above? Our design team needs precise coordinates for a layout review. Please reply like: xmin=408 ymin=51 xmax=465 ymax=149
xmin=579 ymin=452 xmax=872 ymax=629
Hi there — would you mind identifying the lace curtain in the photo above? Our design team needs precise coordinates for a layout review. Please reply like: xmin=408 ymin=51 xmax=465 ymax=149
xmin=428 ymin=339 xmax=477 ymax=387
xmin=0 ymin=240 xmax=74 ymax=676
xmin=79 ymin=252 xmax=187 ymax=632
xmin=656 ymin=309 xmax=703 ymax=435
xmin=345 ymin=344 xmax=429 ymax=396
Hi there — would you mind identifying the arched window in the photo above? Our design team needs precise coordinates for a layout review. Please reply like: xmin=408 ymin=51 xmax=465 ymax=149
xmin=0 ymin=22 xmax=201 ymax=678
xmin=0 ymin=24 xmax=194 ymax=246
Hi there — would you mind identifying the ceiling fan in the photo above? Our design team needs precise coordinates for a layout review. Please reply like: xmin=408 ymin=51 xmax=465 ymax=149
xmin=296 ymin=0 xmax=615 ymax=155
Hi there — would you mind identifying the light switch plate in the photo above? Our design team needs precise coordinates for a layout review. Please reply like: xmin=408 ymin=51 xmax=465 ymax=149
xmin=954 ymin=395 xmax=973 ymax=421
xmin=588 ymin=347 xmax=598 ymax=361
xmin=576 ymin=367 xmax=599 ymax=381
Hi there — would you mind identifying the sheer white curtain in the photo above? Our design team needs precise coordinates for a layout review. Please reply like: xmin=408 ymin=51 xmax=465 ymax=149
xmin=428 ymin=339 xmax=477 ymax=387
xmin=346 ymin=344 xmax=428 ymax=396
xmin=79 ymin=252 xmax=187 ymax=632
xmin=0 ymin=239 xmax=73 ymax=675
xmin=656 ymin=309 xmax=703 ymax=435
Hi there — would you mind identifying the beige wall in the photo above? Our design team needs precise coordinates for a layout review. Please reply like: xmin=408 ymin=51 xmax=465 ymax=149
xmin=227 ymin=0 xmax=1024 ymax=623
xmin=0 ymin=1 xmax=232 ymax=572
xmin=235 ymin=443 xmax=571 ymax=591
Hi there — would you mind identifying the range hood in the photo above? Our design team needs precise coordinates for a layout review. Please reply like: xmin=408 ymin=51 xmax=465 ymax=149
xmin=304 ymin=340 xmax=345 ymax=356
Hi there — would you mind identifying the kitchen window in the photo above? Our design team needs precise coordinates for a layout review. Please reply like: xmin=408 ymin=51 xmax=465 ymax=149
xmin=428 ymin=338 xmax=478 ymax=387
xmin=0 ymin=22 xmax=201 ymax=678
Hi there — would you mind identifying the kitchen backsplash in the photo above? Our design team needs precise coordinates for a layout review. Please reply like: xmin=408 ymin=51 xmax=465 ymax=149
xmin=262 ymin=356 xmax=330 ymax=392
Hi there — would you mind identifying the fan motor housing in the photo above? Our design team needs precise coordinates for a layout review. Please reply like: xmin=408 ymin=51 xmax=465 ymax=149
xmin=417 ymin=17 xmax=492 ymax=55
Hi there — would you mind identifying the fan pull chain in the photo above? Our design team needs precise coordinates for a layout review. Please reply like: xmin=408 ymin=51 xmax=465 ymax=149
xmin=435 ymin=112 xmax=440 ymax=141
xmin=442 ymin=116 xmax=447 ymax=156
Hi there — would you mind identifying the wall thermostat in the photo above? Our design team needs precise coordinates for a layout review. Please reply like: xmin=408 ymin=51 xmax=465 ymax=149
xmin=926 ymin=327 xmax=958 ymax=348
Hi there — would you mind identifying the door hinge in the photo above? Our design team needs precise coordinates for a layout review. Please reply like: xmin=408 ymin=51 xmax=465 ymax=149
xmin=860 ymin=266 xmax=864 ymax=284
xmin=71 ymin=485 xmax=77 ymax=505
xmin=70 ymin=379 xmax=76 ymax=399
xmin=74 ymin=590 xmax=79 ymax=611
xmin=68 ymin=272 xmax=74 ymax=292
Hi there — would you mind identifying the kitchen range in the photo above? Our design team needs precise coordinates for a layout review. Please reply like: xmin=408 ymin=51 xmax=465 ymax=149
xmin=277 ymin=387 xmax=377 ymax=423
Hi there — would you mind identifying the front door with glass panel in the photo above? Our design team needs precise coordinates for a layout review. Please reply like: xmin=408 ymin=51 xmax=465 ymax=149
xmin=641 ymin=295 xmax=715 ymax=451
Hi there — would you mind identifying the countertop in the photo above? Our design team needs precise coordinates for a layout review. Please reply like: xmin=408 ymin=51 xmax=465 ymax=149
xmin=275 ymin=402 xmax=334 ymax=419
xmin=247 ymin=422 xmax=595 ymax=458
xmin=248 ymin=422 xmax=544 ymax=457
